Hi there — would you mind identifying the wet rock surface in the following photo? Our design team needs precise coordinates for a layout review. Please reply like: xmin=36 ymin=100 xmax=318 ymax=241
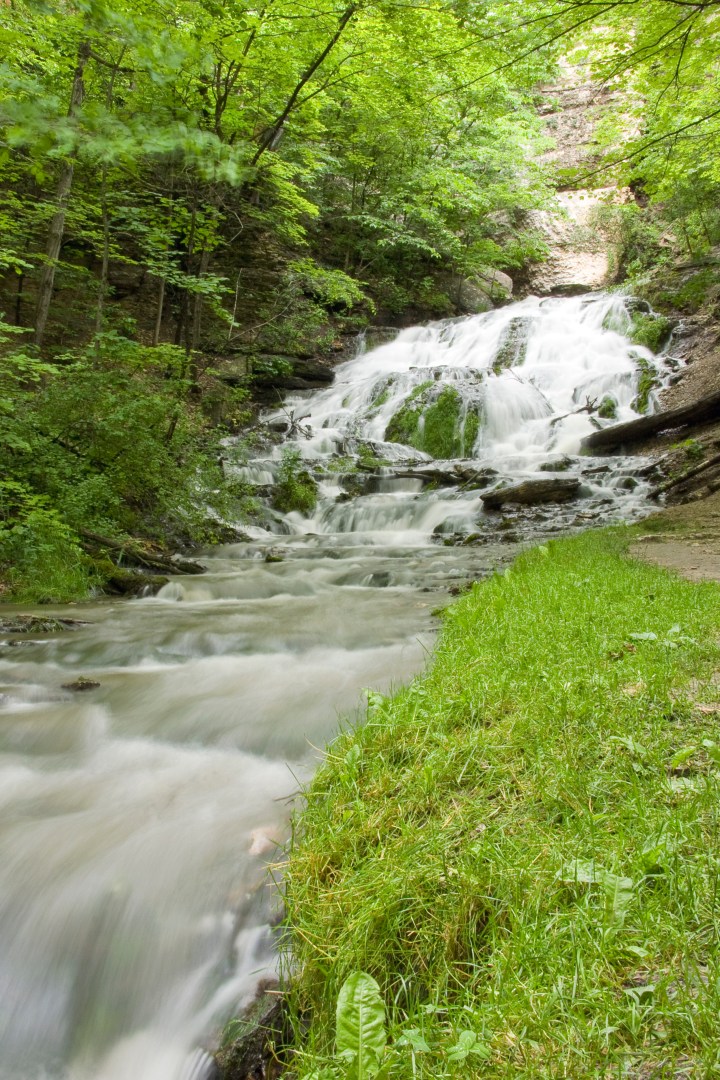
xmin=215 ymin=991 xmax=291 ymax=1080
xmin=61 ymin=676 xmax=101 ymax=692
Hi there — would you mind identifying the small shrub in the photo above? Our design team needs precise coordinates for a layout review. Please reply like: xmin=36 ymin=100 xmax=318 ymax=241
xmin=271 ymin=447 xmax=318 ymax=515
xmin=0 ymin=491 xmax=95 ymax=602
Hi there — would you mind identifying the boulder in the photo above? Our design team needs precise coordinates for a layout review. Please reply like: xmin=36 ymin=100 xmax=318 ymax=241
xmin=455 ymin=279 xmax=493 ymax=314
xmin=218 ymin=353 xmax=336 ymax=390
xmin=476 ymin=268 xmax=514 ymax=300
xmin=539 ymin=456 xmax=574 ymax=473
xmin=215 ymin=989 xmax=290 ymax=1080
xmin=61 ymin=677 xmax=101 ymax=691
xmin=362 ymin=327 xmax=399 ymax=351
xmin=481 ymin=477 xmax=581 ymax=509
xmin=264 ymin=547 xmax=286 ymax=563
xmin=251 ymin=356 xmax=335 ymax=390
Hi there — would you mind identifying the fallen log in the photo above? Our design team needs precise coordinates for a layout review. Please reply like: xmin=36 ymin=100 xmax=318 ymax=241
xmin=481 ymin=477 xmax=580 ymax=509
xmin=650 ymin=452 xmax=720 ymax=498
xmin=581 ymin=390 xmax=720 ymax=454
xmin=78 ymin=528 xmax=205 ymax=575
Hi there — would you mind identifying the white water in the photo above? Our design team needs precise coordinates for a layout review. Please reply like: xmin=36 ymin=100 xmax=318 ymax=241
xmin=0 ymin=293 xmax=673 ymax=1080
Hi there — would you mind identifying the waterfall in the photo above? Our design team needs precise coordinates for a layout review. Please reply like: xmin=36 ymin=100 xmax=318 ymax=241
xmin=238 ymin=292 xmax=675 ymax=547
xmin=0 ymin=292 xmax=673 ymax=1080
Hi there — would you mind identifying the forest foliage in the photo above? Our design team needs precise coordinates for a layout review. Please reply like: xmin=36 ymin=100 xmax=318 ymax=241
xmin=2 ymin=0 xmax=720 ymax=599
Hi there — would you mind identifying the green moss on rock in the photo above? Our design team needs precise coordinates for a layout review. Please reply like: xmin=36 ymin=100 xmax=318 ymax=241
xmin=492 ymin=317 xmax=530 ymax=373
xmin=385 ymin=385 xmax=482 ymax=459
xmin=462 ymin=409 xmax=480 ymax=455
xmin=598 ymin=396 xmax=618 ymax=420
xmin=629 ymin=313 xmax=673 ymax=353
xmin=422 ymin=387 xmax=465 ymax=458
xmin=632 ymin=356 xmax=659 ymax=414
xmin=385 ymin=400 xmax=423 ymax=446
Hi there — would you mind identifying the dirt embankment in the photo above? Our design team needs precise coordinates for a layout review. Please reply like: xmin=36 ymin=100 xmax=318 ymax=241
xmin=618 ymin=285 xmax=720 ymax=578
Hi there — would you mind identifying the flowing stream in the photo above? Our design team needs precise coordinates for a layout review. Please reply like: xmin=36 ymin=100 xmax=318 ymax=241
xmin=0 ymin=293 xmax=676 ymax=1080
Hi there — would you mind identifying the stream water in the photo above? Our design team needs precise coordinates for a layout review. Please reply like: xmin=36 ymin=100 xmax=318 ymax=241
xmin=0 ymin=293 xmax=676 ymax=1080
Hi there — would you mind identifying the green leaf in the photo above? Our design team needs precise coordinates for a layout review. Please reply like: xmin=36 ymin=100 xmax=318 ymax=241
xmin=609 ymin=735 xmax=647 ymax=758
xmin=702 ymin=740 xmax=720 ymax=765
xmin=557 ymin=859 xmax=598 ymax=884
xmin=600 ymin=872 xmax=635 ymax=925
xmin=336 ymin=972 xmax=387 ymax=1080
xmin=670 ymin=746 xmax=696 ymax=769
xmin=396 ymin=1029 xmax=430 ymax=1053
xmin=447 ymin=1031 xmax=491 ymax=1062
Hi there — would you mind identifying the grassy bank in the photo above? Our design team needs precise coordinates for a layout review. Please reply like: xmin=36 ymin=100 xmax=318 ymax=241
xmin=282 ymin=528 xmax=720 ymax=1077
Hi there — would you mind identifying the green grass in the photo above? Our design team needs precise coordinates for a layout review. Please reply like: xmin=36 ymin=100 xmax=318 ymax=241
xmin=281 ymin=528 xmax=720 ymax=1078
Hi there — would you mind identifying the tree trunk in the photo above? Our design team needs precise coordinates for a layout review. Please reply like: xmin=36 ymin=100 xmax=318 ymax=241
xmin=14 ymin=269 xmax=25 ymax=326
xmin=153 ymin=276 xmax=166 ymax=346
xmin=250 ymin=5 xmax=356 ymax=167
xmin=581 ymin=390 xmax=720 ymax=454
xmin=95 ymin=168 xmax=110 ymax=340
xmin=34 ymin=41 xmax=91 ymax=348
xmin=189 ymin=246 xmax=210 ymax=383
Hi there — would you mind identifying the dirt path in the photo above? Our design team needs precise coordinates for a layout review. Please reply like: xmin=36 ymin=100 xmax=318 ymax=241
xmin=631 ymin=491 xmax=720 ymax=582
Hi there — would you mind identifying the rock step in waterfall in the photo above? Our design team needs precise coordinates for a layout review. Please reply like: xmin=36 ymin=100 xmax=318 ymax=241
xmin=236 ymin=293 xmax=679 ymax=548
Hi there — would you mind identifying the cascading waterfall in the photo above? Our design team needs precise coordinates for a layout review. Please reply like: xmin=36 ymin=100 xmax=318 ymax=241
xmin=0 ymin=292 xmax=673 ymax=1080
xmin=241 ymin=292 xmax=675 ymax=548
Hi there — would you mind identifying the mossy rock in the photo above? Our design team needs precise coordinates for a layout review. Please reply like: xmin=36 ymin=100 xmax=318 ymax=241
xmin=385 ymin=385 xmax=482 ymax=459
xmin=271 ymin=473 xmax=317 ymax=515
xmin=598 ymin=396 xmax=618 ymax=420
xmin=492 ymin=317 xmax=531 ymax=373
xmin=632 ymin=356 xmax=659 ymax=414
xmin=654 ymin=269 xmax=720 ymax=314
xmin=93 ymin=558 xmax=168 ymax=596
xmin=369 ymin=377 xmax=396 ymax=410
xmin=385 ymin=397 xmax=424 ymax=447
xmin=629 ymin=313 xmax=674 ymax=353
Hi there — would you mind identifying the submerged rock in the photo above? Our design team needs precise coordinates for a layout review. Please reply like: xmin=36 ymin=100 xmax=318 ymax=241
xmin=539 ymin=456 xmax=574 ymax=473
xmin=62 ymin=676 xmax=101 ymax=692
xmin=264 ymin=547 xmax=286 ymax=563
xmin=481 ymin=478 xmax=581 ymax=509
